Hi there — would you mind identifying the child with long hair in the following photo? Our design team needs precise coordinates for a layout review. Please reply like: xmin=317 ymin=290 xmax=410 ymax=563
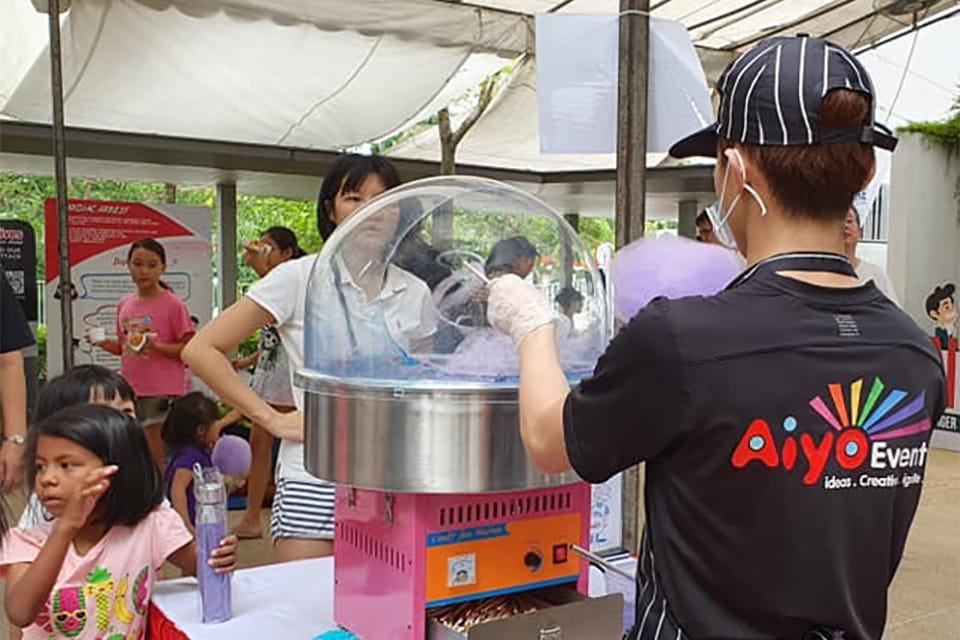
xmin=18 ymin=366 xmax=137 ymax=530
xmin=0 ymin=404 xmax=237 ymax=639
xmin=231 ymin=226 xmax=304 ymax=539
xmin=90 ymin=239 xmax=195 ymax=469
xmin=162 ymin=392 xmax=237 ymax=531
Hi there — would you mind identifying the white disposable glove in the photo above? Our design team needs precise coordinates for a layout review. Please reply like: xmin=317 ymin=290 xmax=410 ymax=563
xmin=486 ymin=274 xmax=556 ymax=346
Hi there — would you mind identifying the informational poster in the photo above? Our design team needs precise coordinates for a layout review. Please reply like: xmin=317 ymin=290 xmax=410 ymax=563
xmin=0 ymin=220 xmax=38 ymax=321
xmin=590 ymin=475 xmax=624 ymax=552
xmin=44 ymin=200 xmax=212 ymax=378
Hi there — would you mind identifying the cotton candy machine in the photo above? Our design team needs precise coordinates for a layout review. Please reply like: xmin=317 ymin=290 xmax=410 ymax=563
xmin=296 ymin=176 xmax=619 ymax=639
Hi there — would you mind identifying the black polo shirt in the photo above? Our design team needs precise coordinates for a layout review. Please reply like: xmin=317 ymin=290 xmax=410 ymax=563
xmin=1 ymin=267 xmax=33 ymax=354
xmin=564 ymin=253 xmax=945 ymax=640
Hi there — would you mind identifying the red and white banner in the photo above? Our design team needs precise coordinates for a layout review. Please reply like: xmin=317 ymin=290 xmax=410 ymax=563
xmin=44 ymin=200 xmax=212 ymax=378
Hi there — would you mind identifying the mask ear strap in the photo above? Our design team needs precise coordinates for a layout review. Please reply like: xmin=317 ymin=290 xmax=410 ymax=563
xmin=733 ymin=148 xmax=769 ymax=217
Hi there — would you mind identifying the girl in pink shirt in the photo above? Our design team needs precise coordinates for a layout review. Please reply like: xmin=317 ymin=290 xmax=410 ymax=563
xmin=0 ymin=404 xmax=238 ymax=640
xmin=91 ymin=239 xmax=195 ymax=469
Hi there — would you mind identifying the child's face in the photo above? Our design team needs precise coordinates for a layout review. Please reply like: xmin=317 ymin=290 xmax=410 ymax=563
xmin=34 ymin=435 xmax=105 ymax=519
xmin=128 ymin=248 xmax=166 ymax=291
xmin=89 ymin=389 xmax=136 ymax=419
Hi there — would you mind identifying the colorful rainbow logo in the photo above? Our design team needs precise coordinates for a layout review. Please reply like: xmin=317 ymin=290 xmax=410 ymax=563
xmin=808 ymin=377 xmax=931 ymax=441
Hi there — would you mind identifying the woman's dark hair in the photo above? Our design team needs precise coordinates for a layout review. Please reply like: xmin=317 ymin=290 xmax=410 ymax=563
xmin=316 ymin=154 xmax=401 ymax=241
xmin=26 ymin=404 xmax=163 ymax=527
xmin=555 ymin=287 xmax=585 ymax=312
xmin=262 ymin=226 xmax=305 ymax=259
xmin=485 ymin=236 xmax=539 ymax=276
xmin=162 ymin=392 xmax=219 ymax=451
xmin=127 ymin=238 xmax=172 ymax=290
xmin=36 ymin=365 xmax=136 ymax=422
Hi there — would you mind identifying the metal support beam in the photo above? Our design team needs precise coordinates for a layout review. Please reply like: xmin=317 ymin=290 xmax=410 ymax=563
xmin=616 ymin=0 xmax=650 ymax=555
xmin=562 ymin=213 xmax=580 ymax=287
xmin=48 ymin=0 xmax=74 ymax=372
xmin=678 ymin=200 xmax=699 ymax=240
xmin=216 ymin=183 xmax=238 ymax=312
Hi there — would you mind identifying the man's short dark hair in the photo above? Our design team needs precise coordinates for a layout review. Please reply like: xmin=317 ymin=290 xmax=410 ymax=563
xmin=26 ymin=404 xmax=163 ymax=528
xmin=926 ymin=283 xmax=956 ymax=317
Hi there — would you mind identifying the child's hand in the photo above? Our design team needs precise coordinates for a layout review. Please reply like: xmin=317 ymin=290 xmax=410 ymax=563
xmin=208 ymin=534 xmax=238 ymax=574
xmin=57 ymin=465 xmax=118 ymax=532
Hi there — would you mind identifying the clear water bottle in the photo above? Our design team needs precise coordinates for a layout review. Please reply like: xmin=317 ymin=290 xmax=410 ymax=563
xmin=193 ymin=465 xmax=232 ymax=623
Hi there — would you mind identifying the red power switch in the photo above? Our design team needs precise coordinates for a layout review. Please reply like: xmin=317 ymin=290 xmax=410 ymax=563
xmin=552 ymin=544 xmax=568 ymax=564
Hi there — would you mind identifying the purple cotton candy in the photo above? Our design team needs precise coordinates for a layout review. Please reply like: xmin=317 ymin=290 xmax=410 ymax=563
xmin=211 ymin=435 xmax=252 ymax=477
xmin=612 ymin=235 xmax=743 ymax=322
xmin=197 ymin=520 xmax=232 ymax=623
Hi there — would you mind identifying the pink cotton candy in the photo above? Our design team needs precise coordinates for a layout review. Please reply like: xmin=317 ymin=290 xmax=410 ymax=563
xmin=612 ymin=235 xmax=743 ymax=322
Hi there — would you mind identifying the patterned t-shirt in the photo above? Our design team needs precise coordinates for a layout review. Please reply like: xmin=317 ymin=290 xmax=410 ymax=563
xmin=0 ymin=506 xmax=193 ymax=640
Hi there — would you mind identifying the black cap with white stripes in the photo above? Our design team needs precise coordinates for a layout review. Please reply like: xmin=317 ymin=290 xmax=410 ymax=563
xmin=669 ymin=35 xmax=898 ymax=158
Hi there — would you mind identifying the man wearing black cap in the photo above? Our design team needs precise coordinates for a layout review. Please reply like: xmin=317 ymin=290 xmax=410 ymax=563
xmin=486 ymin=36 xmax=945 ymax=640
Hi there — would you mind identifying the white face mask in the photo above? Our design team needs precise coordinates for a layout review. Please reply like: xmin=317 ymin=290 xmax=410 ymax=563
xmin=709 ymin=148 xmax=768 ymax=252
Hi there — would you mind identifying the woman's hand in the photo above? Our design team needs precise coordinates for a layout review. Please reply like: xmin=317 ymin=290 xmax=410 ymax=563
xmin=208 ymin=534 xmax=239 ymax=574
xmin=265 ymin=409 xmax=304 ymax=442
xmin=57 ymin=465 xmax=118 ymax=533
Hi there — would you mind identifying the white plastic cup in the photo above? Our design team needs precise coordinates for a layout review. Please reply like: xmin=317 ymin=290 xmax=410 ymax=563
xmin=88 ymin=327 xmax=106 ymax=343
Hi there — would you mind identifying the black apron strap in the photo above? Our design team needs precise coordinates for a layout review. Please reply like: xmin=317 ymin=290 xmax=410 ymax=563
xmin=727 ymin=252 xmax=856 ymax=290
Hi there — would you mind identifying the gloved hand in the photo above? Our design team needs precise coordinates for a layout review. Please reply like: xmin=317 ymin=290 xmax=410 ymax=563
xmin=486 ymin=274 xmax=556 ymax=346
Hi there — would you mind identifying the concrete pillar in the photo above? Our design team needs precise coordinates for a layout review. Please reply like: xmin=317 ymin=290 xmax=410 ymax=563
xmin=678 ymin=200 xmax=699 ymax=240
xmin=216 ymin=183 xmax=238 ymax=311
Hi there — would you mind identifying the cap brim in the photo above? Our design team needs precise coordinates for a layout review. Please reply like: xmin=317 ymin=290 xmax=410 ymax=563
xmin=669 ymin=123 xmax=719 ymax=159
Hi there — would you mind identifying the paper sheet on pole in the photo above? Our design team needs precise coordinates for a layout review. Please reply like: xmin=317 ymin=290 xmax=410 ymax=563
xmin=536 ymin=15 xmax=712 ymax=155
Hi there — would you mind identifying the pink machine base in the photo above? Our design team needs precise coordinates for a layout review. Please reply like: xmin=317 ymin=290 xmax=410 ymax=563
xmin=333 ymin=483 xmax=591 ymax=640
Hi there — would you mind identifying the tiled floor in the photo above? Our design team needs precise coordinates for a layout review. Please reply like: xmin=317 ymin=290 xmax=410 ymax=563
xmin=2 ymin=449 xmax=958 ymax=639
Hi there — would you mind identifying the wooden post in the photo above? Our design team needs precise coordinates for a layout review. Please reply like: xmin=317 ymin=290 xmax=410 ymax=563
xmin=616 ymin=0 xmax=651 ymax=555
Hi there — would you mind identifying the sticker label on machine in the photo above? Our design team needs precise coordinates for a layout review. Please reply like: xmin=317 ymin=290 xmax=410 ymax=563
xmin=425 ymin=513 xmax=582 ymax=604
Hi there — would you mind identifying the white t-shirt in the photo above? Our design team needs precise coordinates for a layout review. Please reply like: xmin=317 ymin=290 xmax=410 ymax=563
xmin=247 ymin=254 xmax=436 ymax=481
xmin=856 ymin=258 xmax=899 ymax=305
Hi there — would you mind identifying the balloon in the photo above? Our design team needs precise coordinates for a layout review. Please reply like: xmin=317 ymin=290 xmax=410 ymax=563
xmin=612 ymin=235 xmax=742 ymax=322
xmin=211 ymin=434 xmax=252 ymax=477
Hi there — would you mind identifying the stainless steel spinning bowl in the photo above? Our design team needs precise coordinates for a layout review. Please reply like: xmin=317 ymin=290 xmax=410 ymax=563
xmin=297 ymin=371 xmax=581 ymax=494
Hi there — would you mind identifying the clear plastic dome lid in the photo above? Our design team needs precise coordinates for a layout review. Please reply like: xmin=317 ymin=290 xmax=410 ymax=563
xmin=302 ymin=176 xmax=610 ymax=386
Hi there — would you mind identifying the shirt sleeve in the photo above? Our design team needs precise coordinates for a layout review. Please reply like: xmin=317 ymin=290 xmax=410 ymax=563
xmin=247 ymin=257 xmax=312 ymax=327
xmin=563 ymin=299 xmax=690 ymax=484
xmin=149 ymin=505 xmax=194 ymax=569
xmin=0 ymin=269 xmax=34 ymax=354
xmin=411 ymin=279 xmax=438 ymax=342
xmin=0 ymin=526 xmax=47 ymax=572
xmin=167 ymin=294 xmax=196 ymax=342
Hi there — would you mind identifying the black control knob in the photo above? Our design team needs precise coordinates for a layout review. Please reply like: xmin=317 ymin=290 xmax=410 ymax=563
xmin=524 ymin=550 xmax=543 ymax=572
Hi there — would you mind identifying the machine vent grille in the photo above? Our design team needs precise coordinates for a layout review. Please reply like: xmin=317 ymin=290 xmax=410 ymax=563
xmin=438 ymin=490 xmax=574 ymax=527
xmin=337 ymin=522 xmax=408 ymax=573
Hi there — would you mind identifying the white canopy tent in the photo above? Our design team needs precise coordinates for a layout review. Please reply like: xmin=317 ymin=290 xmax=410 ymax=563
xmin=3 ymin=0 xmax=957 ymax=161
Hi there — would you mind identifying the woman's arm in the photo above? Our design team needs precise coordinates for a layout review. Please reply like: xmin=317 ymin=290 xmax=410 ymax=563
xmin=169 ymin=469 xmax=195 ymax=534
xmin=167 ymin=535 xmax=238 ymax=577
xmin=181 ymin=299 xmax=301 ymax=441
xmin=231 ymin=352 xmax=260 ymax=371
xmin=517 ymin=325 xmax=572 ymax=474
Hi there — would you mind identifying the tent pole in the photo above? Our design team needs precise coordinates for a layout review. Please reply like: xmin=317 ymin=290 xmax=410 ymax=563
xmin=616 ymin=0 xmax=650 ymax=554
xmin=48 ymin=0 xmax=74 ymax=372
xmin=216 ymin=183 xmax=238 ymax=313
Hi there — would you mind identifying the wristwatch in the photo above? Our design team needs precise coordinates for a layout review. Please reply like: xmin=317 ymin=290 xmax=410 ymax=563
xmin=2 ymin=434 xmax=25 ymax=445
